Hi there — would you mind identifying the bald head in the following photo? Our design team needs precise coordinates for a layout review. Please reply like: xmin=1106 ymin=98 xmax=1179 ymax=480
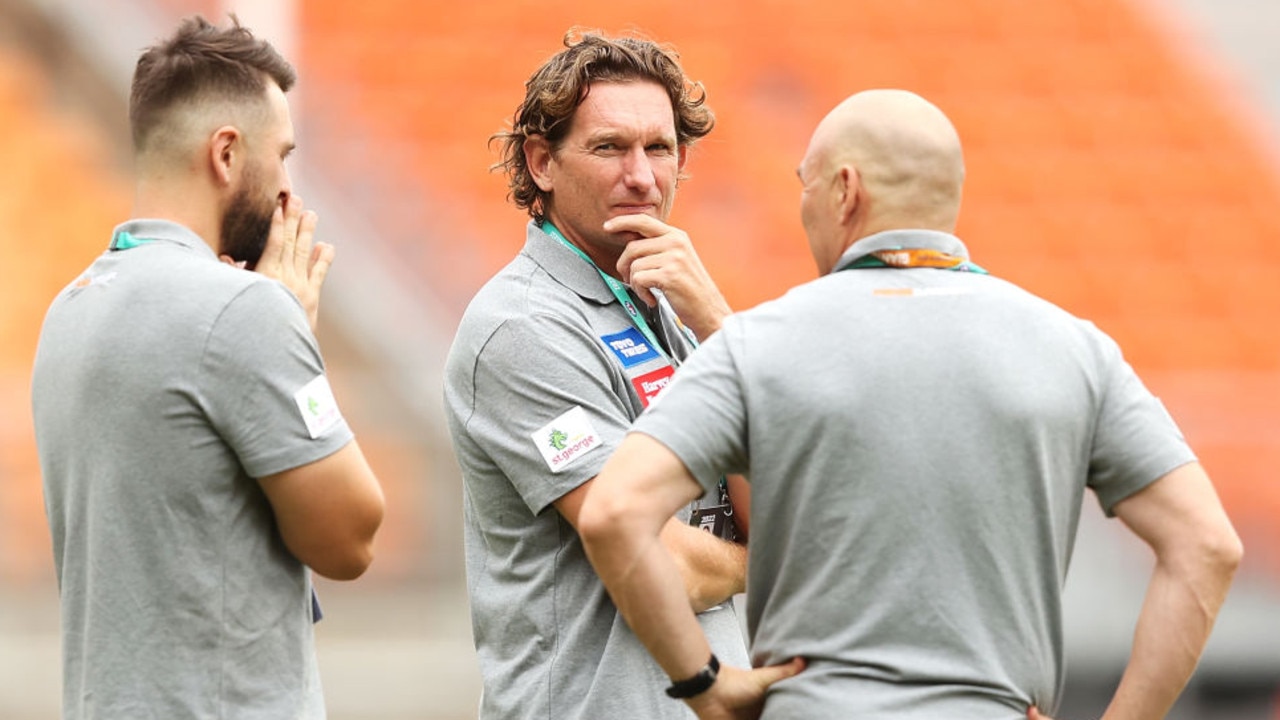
xmin=801 ymin=90 xmax=965 ymax=256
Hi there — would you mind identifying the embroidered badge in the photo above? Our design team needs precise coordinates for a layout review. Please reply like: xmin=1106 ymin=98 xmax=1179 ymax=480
xmin=631 ymin=365 xmax=676 ymax=408
xmin=293 ymin=374 xmax=343 ymax=439
xmin=532 ymin=406 xmax=602 ymax=473
xmin=600 ymin=327 xmax=661 ymax=368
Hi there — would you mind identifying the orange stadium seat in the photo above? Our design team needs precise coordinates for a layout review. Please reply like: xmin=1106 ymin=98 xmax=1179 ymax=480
xmin=0 ymin=45 xmax=129 ymax=583
xmin=296 ymin=0 xmax=1280 ymax=573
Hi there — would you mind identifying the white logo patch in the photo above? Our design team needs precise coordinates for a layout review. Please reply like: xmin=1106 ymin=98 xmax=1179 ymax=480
xmin=293 ymin=374 xmax=342 ymax=439
xmin=532 ymin=406 xmax=602 ymax=473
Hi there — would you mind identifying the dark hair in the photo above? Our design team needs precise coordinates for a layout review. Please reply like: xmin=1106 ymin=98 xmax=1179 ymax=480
xmin=492 ymin=29 xmax=715 ymax=223
xmin=129 ymin=15 xmax=296 ymax=152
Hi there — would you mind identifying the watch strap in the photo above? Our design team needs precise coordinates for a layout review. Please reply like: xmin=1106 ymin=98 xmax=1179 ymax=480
xmin=665 ymin=653 xmax=720 ymax=699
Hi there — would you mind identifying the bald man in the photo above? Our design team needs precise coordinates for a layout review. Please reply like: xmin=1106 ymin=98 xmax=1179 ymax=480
xmin=32 ymin=16 xmax=383 ymax=717
xmin=578 ymin=89 xmax=1241 ymax=719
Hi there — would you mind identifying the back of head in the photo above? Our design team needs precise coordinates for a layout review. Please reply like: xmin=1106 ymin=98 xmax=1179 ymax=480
xmin=815 ymin=89 xmax=965 ymax=234
xmin=493 ymin=29 xmax=715 ymax=223
xmin=130 ymin=15 xmax=296 ymax=161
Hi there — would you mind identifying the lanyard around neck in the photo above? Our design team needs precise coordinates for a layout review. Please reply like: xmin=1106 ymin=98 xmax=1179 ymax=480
xmin=839 ymin=248 xmax=989 ymax=274
xmin=542 ymin=222 xmax=680 ymax=358
xmin=110 ymin=230 xmax=153 ymax=250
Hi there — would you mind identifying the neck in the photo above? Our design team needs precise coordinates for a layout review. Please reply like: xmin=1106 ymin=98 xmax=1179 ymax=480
xmin=133 ymin=174 xmax=221 ymax=254
xmin=542 ymin=216 xmax=623 ymax=280
xmin=857 ymin=210 xmax=957 ymax=240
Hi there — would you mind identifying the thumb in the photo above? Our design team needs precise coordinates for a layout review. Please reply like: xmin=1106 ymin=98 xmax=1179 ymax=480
xmin=752 ymin=656 xmax=806 ymax=689
xmin=1027 ymin=707 xmax=1046 ymax=720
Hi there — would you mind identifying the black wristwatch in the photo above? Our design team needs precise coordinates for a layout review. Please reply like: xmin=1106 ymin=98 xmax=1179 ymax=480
xmin=665 ymin=654 xmax=720 ymax=699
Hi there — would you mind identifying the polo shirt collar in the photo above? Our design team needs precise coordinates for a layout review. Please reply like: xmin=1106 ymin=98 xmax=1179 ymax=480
xmin=109 ymin=219 xmax=217 ymax=261
xmin=522 ymin=221 xmax=617 ymax=305
xmin=833 ymin=229 xmax=972 ymax=273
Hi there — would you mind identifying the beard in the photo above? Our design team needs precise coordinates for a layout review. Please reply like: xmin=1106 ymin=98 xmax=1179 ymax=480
xmin=219 ymin=171 xmax=277 ymax=270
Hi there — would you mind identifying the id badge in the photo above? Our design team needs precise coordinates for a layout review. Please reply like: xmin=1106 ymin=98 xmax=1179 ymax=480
xmin=689 ymin=503 xmax=737 ymax=543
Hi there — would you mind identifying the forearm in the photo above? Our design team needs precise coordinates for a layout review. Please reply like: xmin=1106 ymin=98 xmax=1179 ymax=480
xmin=661 ymin=519 xmax=747 ymax=612
xmin=601 ymin=530 xmax=720 ymax=684
xmin=1102 ymin=553 xmax=1238 ymax=720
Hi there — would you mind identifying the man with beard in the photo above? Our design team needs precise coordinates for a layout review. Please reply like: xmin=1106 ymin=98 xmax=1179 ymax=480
xmin=31 ymin=16 xmax=384 ymax=719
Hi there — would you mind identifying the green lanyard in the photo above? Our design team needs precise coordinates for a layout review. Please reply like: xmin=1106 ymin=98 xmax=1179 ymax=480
xmin=541 ymin=222 xmax=682 ymax=358
xmin=543 ymin=222 xmax=734 ymax=515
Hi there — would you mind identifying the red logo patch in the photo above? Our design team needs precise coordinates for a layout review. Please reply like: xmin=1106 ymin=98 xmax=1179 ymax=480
xmin=632 ymin=365 xmax=675 ymax=408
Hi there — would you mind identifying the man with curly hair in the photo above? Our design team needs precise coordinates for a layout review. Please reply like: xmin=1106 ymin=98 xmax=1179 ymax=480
xmin=444 ymin=30 xmax=754 ymax=719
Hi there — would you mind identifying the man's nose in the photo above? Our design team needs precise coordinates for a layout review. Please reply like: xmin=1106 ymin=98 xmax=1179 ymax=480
xmin=621 ymin=147 xmax=655 ymax=191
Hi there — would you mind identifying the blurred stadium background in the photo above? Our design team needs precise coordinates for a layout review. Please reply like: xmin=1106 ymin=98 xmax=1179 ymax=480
xmin=2 ymin=0 xmax=1278 ymax=717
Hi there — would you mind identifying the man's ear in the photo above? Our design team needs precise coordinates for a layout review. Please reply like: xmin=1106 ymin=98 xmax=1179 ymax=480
xmin=524 ymin=135 xmax=554 ymax=192
xmin=836 ymin=165 xmax=862 ymax=224
xmin=677 ymin=143 xmax=688 ymax=172
xmin=208 ymin=125 xmax=241 ymax=187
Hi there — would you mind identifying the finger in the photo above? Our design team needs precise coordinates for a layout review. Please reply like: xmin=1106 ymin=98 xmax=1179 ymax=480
xmin=603 ymin=213 xmax=669 ymax=238
xmin=617 ymin=240 xmax=667 ymax=292
xmin=309 ymin=242 xmax=335 ymax=290
xmin=282 ymin=195 xmax=308 ymax=264
xmin=752 ymin=656 xmax=806 ymax=689
xmin=628 ymin=269 xmax=658 ymax=307
xmin=295 ymin=209 xmax=318 ymax=264
xmin=257 ymin=205 xmax=287 ymax=274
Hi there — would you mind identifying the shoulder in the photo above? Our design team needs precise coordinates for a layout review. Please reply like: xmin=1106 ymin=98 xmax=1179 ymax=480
xmin=453 ymin=257 xmax=603 ymax=354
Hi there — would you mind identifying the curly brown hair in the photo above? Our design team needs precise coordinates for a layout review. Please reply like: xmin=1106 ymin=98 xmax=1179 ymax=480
xmin=130 ymin=15 xmax=296 ymax=153
xmin=491 ymin=29 xmax=715 ymax=223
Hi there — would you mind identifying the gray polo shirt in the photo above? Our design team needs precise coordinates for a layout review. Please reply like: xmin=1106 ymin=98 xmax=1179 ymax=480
xmin=444 ymin=222 xmax=748 ymax=720
xmin=634 ymin=229 xmax=1195 ymax=719
xmin=32 ymin=219 xmax=353 ymax=719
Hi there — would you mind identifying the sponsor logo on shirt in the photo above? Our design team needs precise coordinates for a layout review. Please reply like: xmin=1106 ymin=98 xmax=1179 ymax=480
xmin=600 ymin=327 xmax=661 ymax=368
xmin=67 ymin=271 xmax=118 ymax=296
xmin=293 ymin=374 xmax=343 ymax=439
xmin=532 ymin=406 xmax=602 ymax=473
xmin=632 ymin=365 xmax=676 ymax=408
xmin=871 ymin=286 xmax=974 ymax=297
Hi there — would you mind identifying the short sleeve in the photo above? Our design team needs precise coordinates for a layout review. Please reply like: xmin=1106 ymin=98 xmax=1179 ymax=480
xmin=465 ymin=313 xmax=635 ymax=515
xmin=199 ymin=280 xmax=353 ymax=477
xmin=632 ymin=319 xmax=750 ymax=494
xmin=1088 ymin=331 xmax=1196 ymax=514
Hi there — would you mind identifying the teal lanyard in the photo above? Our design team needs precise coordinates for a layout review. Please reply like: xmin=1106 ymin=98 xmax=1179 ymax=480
xmin=111 ymin=230 xmax=152 ymax=250
xmin=543 ymin=222 xmax=731 ymax=507
xmin=541 ymin=222 xmax=683 ymax=358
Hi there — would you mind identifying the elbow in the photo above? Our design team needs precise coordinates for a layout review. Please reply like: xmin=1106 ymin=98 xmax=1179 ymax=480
xmin=306 ymin=502 xmax=385 ymax=582
xmin=579 ymin=487 xmax=645 ymax=567
xmin=1208 ymin=528 xmax=1244 ymax=579
xmin=578 ymin=494 xmax=624 ymax=551
xmin=1174 ymin=525 xmax=1244 ymax=587
xmin=311 ymin=542 xmax=376 ymax=581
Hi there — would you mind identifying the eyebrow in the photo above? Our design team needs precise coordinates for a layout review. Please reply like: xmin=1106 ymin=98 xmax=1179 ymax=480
xmin=586 ymin=129 xmax=677 ymax=146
